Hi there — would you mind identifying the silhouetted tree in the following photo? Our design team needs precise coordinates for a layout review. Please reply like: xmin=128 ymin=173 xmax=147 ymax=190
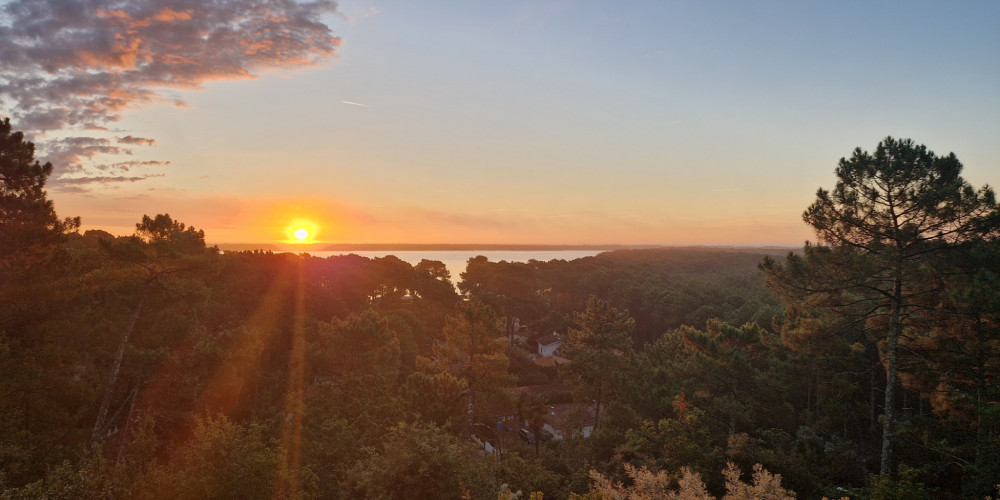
xmin=762 ymin=137 xmax=999 ymax=476
xmin=0 ymin=118 xmax=79 ymax=278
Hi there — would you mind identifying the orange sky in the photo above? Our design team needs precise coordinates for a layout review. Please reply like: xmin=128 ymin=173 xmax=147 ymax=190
xmin=6 ymin=1 xmax=997 ymax=246
xmin=56 ymin=191 xmax=816 ymax=246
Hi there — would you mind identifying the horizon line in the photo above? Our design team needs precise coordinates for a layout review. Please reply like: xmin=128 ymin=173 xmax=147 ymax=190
xmin=212 ymin=242 xmax=800 ymax=251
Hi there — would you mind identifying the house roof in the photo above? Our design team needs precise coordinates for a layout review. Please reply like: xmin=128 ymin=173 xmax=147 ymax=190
xmin=537 ymin=332 xmax=561 ymax=346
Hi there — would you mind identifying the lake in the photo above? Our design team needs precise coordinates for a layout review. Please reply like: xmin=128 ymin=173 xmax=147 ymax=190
xmin=302 ymin=250 xmax=606 ymax=282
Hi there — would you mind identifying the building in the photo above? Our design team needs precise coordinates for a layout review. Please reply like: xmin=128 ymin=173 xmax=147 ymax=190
xmin=536 ymin=332 xmax=562 ymax=357
xmin=542 ymin=402 xmax=598 ymax=440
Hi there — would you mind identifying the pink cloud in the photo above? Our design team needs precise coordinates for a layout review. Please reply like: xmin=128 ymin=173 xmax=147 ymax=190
xmin=0 ymin=0 xmax=341 ymax=189
xmin=41 ymin=135 xmax=163 ymax=186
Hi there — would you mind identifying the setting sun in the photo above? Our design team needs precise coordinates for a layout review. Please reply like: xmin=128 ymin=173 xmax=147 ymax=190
xmin=284 ymin=218 xmax=319 ymax=244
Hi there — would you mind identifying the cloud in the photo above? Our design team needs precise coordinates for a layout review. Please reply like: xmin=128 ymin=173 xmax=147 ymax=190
xmin=341 ymin=100 xmax=367 ymax=107
xmin=117 ymin=135 xmax=157 ymax=146
xmin=105 ymin=160 xmax=172 ymax=171
xmin=50 ymin=172 xmax=167 ymax=193
xmin=41 ymin=136 xmax=132 ymax=174
xmin=40 ymin=136 xmax=168 ymax=189
xmin=1 ymin=0 xmax=341 ymax=187
xmin=55 ymin=174 xmax=166 ymax=185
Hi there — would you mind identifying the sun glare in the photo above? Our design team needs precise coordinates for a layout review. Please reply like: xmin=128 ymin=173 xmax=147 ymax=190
xmin=285 ymin=218 xmax=319 ymax=244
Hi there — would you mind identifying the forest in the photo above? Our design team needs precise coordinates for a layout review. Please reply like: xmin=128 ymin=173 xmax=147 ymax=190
xmin=2 ymin=118 xmax=999 ymax=499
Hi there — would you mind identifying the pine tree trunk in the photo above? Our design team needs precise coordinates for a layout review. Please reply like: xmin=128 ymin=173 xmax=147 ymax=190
xmin=870 ymin=363 xmax=877 ymax=438
xmin=880 ymin=329 xmax=897 ymax=476
xmin=973 ymin=355 xmax=989 ymax=485
xmin=880 ymin=277 xmax=903 ymax=476
xmin=115 ymin=381 xmax=141 ymax=463
xmin=92 ymin=292 xmax=146 ymax=446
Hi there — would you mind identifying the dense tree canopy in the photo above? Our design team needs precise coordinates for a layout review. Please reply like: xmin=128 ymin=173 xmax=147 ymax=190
xmin=563 ymin=297 xmax=635 ymax=429
xmin=2 ymin=127 xmax=997 ymax=499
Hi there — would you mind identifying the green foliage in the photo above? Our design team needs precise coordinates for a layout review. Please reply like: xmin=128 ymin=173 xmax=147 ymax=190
xmin=350 ymin=422 xmax=494 ymax=500
xmin=564 ymin=297 xmax=635 ymax=429
xmin=134 ymin=213 xmax=208 ymax=256
xmin=460 ymin=256 xmax=545 ymax=345
xmin=139 ymin=415 xmax=280 ymax=500
xmin=762 ymin=137 xmax=1000 ymax=477
xmin=314 ymin=309 xmax=401 ymax=384
xmin=495 ymin=453 xmax=563 ymax=499
xmin=2 ymin=137 xmax=997 ymax=500
xmin=432 ymin=300 xmax=515 ymax=423
xmin=401 ymin=366 xmax=468 ymax=427
xmin=2 ymin=460 xmax=99 ymax=500
xmin=458 ymin=249 xmax=784 ymax=347
xmin=0 ymin=118 xmax=79 ymax=276
xmin=667 ymin=321 xmax=793 ymax=437
xmin=620 ymin=397 xmax=716 ymax=478
xmin=868 ymin=474 xmax=937 ymax=500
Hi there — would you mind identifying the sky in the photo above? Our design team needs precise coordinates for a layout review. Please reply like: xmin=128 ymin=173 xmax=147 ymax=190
xmin=2 ymin=0 xmax=998 ymax=246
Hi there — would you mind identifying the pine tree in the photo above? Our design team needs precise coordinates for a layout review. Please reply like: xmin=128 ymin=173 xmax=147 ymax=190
xmin=762 ymin=137 xmax=999 ymax=475
xmin=0 ymin=118 xmax=79 ymax=278
xmin=563 ymin=296 xmax=635 ymax=429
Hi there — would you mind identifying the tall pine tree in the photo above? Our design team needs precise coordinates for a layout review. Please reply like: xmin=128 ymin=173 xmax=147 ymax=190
xmin=762 ymin=137 xmax=999 ymax=476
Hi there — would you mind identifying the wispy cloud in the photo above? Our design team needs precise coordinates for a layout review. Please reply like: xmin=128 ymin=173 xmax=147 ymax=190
xmin=51 ymin=173 xmax=168 ymax=193
xmin=0 ymin=0 xmax=341 ymax=188
xmin=56 ymin=174 xmax=166 ymax=185
xmin=117 ymin=135 xmax=157 ymax=146
xmin=42 ymin=137 xmax=132 ymax=173
xmin=342 ymin=100 xmax=368 ymax=107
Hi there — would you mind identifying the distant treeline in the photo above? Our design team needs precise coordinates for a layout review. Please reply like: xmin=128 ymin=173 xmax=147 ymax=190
xmin=217 ymin=243 xmax=687 ymax=252
xmin=459 ymin=247 xmax=788 ymax=346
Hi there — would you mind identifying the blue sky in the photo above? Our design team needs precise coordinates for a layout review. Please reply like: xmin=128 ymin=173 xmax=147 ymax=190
xmin=4 ymin=0 xmax=998 ymax=244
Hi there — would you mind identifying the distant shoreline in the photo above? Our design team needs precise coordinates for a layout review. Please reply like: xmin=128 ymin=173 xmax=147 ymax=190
xmin=323 ymin=243 xmax=661 ymax=251
xmin=214 ymin=243 xmax=660 ymax=252
xmin=213 ymin=243 xmax=796 ymax=253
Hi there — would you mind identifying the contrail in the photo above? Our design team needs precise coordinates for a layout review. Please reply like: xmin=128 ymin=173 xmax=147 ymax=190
xmin=342 ymin=100 xmax=368 ymax=107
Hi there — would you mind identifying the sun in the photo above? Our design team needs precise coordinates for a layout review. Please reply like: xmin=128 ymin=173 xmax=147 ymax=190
xmin=285 ymin=218 xmax=319 ymax=244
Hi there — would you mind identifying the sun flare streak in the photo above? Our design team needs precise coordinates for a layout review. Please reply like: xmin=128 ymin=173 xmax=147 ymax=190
xmin=276 ymin=261 xmax=307 ymax=497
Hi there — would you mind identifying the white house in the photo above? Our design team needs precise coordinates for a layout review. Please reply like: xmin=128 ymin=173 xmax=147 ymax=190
xmin=536 ymin=332 xmax=561 ymax=357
